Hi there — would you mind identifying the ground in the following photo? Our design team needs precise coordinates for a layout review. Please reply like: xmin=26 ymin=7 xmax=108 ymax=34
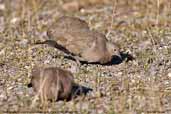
xmin=0 ymin=0 xmax=171 ymax=114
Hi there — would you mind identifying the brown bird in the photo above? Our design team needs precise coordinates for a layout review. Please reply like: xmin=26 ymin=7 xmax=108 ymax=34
xmin=37 ymin=16 xmax=121 ymax=64
xmin=28 ymin=66 xmax=75 ymax=102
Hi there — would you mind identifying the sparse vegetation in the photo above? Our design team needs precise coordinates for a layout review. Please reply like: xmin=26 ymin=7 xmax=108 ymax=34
xmin=0 ymin=0 xmax=171 ymax=114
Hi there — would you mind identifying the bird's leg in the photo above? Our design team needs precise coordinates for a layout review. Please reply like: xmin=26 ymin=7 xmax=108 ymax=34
xmin=75 ymin=57 xmax=81 ymax=68
xmin=72 ymin=56 xmax=81 ymax=72
xmin=67 ymin=54 xmax=83 ymax=72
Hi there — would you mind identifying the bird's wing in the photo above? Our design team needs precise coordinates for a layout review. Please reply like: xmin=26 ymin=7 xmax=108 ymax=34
xmin=48 ymin=28 xmax=95 ymax=56
xmin=53 ymin=16 xmax=89 ymax=31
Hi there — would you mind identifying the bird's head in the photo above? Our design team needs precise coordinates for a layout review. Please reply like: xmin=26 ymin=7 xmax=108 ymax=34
xmin=106 ymin=41 xmax=121 ymax=59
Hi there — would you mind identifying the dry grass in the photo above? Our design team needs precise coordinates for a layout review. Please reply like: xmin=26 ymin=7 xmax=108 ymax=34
xmin=0 ymin=0 xmax=171 ymax=113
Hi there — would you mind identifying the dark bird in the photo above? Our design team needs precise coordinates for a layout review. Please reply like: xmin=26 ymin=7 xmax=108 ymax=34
xmin=37 ymin=16 xmax=121 ymax=64
xmin=28 ymin=66 xmax=75 ymax=102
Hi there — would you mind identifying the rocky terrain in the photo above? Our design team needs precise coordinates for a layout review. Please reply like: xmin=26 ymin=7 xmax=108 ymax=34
xmin=0 ymin=0 xmax=171 ymax=113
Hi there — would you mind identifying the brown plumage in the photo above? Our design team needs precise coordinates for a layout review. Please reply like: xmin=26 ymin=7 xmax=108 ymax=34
xmin=38 ymin=16 xmax=121 ymax=64
xmin=29 ymin=66 xmax=75 ymax=102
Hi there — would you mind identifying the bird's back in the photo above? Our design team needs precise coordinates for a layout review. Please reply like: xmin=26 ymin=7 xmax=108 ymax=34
xmin=47 ymin=16 xmax=96 ymax=56
xmin=46 ymin=16 xmax=117 ymax=63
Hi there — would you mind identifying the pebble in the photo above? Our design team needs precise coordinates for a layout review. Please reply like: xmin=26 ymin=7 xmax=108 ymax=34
xmin=19 ymin=39 xmax=29 ymax=48
xmin=168 ymin=72 xmax=171 ymax=77
xmin=0 ymin=4 xmax=5 ymax=10
xmin=0 ymin=49 xmax=5 ymax=55
xmin=10 ymin=17 xmax=20 ymax=24
xmin=0 ymin=92 xmax=7 ymax=102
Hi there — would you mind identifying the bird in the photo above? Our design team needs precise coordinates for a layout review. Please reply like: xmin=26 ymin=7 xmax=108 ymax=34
xmin=36 ymin=16 xmax=121 ymax=64
xmin=28 ymin=66 xmax=75 ymax=102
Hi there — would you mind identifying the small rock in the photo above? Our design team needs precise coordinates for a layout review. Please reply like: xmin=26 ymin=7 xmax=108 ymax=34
xmin=0 ymin=49 xmax=5 ymax=55
xmin=8 ymin=86 xmax=14 ymax=90
xmin=10 ymin=17 xmax=20 ymax=24
xmin=0 ymin=92 xmax=7 ymax=101
xmin=0 ymin=4 xmax=5 ymax=10
xmin=168 ymin=72 xmax=171 ymax=77
xmin=19 ymin=39 xmax=29 ymax=48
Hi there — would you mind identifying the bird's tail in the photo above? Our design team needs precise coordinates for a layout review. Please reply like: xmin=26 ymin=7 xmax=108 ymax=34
xmin=35 ymin=40 xmax=73 ymax=56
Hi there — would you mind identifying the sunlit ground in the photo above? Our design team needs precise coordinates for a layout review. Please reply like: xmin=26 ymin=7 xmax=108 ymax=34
xmin=0 ymin=0 xmax=171 ymax=113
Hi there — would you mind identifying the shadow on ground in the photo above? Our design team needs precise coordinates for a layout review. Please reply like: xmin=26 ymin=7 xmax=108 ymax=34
xmin=106 ymin=51 xmax=135 ymax=65
xmin=78 ymin=51 xmax=134 ymax=66
xmin=71 ymin=85 xmax=93 ymax=99
xmin=64 ymin=52 xmax=134 ymax=66
xmin=27 ymin=83 xmax=93 ymax=101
